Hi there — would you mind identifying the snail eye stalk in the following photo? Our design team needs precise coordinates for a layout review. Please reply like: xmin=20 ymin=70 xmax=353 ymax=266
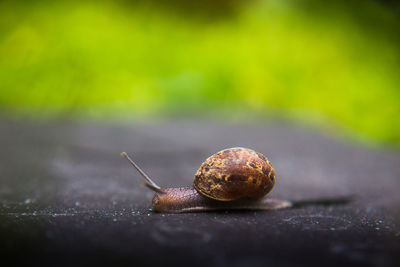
xmin=120 ymin=152 xmax=163 ymax=193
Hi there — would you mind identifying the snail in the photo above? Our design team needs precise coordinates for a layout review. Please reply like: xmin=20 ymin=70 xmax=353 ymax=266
xmin=121 ymin=147 xmax=292 ymax=213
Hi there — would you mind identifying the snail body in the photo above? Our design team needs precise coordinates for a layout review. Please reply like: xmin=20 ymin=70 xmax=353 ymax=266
xmin=121 ymin=147 xmax=291 ymax=213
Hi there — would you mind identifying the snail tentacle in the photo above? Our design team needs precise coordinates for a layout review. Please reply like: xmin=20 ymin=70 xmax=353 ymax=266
xmin=120 ymin=152 xmax=164 ymax=193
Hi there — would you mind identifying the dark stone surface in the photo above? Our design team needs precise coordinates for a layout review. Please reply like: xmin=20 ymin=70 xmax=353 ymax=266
xmin=0 ymin=118 xmax=399 ymax=266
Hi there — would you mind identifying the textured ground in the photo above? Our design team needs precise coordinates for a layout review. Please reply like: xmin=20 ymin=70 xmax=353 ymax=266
xmin=0 ymin=118 xmax=399 ymax=266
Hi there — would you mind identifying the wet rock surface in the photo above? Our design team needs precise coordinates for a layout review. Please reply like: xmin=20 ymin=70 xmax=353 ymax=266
xmin=0 ymin=118 xmax=399 ymax=266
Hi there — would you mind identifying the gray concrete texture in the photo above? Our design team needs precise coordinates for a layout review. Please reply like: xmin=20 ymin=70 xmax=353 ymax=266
xmin=0 ymin=118 xmax=399 ymax=266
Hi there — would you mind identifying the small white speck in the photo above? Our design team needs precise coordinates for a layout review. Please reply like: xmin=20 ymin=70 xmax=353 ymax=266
xmin=330 ymin=228 xmax=336 ymax=231
xmin=113 ymin=218 xmax=117 ymax=222
xmin=74 ymin=201 xmax=80 ymax=207
xmin=24 ymin=198 xmax=31 ymax=204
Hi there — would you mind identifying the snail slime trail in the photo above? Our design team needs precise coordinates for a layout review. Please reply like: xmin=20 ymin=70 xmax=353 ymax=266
xmin=121 ymin=147 xmax=292 ymax=213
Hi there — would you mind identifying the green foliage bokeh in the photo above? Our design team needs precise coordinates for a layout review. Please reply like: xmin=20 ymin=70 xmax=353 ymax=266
xmin=0 ymin=0 xmax=399 ymax=144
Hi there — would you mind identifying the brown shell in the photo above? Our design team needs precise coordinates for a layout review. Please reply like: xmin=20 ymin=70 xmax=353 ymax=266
xmin=193 ymin=147 xmax=275 ymax=201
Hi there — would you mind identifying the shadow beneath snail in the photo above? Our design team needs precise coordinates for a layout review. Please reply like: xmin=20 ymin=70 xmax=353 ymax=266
xmin=200 ymin=196 xmax=354 ymax=214
xmin=290 ymin=196 xmax=354 ymax=209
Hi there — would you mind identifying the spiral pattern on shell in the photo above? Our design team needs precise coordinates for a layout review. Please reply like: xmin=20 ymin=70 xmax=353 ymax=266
xmin=193 ymin=147 xmax=275 ymax=201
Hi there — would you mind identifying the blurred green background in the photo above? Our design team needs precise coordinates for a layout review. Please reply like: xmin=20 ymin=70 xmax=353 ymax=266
xmin=0 ymin=0 xmax=399 ymax=145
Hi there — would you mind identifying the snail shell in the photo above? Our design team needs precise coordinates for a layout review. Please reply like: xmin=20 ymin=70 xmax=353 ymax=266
xmin=194 ymin=147 xmax=275 ymax=201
